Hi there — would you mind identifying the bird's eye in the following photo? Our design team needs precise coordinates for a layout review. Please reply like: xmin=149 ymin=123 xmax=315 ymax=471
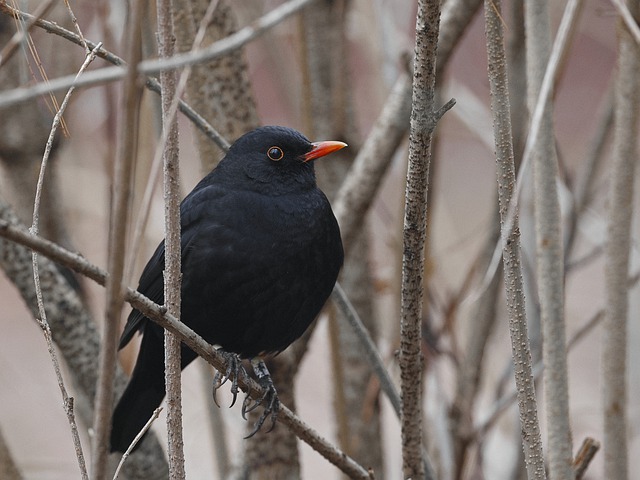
xmin=267 ymin=146 xmax=284 ymax=161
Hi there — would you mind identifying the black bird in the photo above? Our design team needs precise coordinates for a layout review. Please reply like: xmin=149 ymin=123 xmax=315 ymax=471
xmin=110 ymin=126 xmax=345 ymax=453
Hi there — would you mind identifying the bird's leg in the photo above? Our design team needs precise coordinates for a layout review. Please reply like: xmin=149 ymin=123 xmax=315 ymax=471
xmin=242 ymin=358 xmax=280 ymax=438
xmin=212 ymin=348 xmax=248 ymax=408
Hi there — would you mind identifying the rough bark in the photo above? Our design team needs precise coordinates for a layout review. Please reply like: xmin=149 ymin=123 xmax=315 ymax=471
xmin=400 ymin=1 xmax=448 ymax=478
xmin=156 ymin=0 xmax=186 ymax=477
xmin=483 ymin=0 xmax=547 ymax=478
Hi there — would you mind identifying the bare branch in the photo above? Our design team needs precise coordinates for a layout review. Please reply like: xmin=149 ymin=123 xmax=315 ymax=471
xmin=156 ymin=0 xmax=185 ymax=476
xmin=28 ymin=41 xmax=103 ymax=480
xmin=400 ymin=1 xmax=451 ymax=478
xmin=332 ymin=284 xmax=400 ymax=415
xmin=483 ymin=0 xmax=546 ymax=477
xmin=572 ymin=437 xmax=600 ymax=480
xmin=112 ymin=408 xmax=163 ymax=480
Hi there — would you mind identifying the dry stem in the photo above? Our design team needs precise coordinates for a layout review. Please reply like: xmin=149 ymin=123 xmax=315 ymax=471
xmin=483 ymin=0 xmax=546 ymax=477
xmin=91 ymin=1 xmax=145 ymax=477
xmin=155 ymin=0 xmax=185 ymax=477
xmin=28 ymin=41 xmax=103 ymax=480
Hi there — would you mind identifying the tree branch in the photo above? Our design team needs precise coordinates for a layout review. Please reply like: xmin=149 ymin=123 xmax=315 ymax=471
xmin=483 ymin=0 xmax=546 ymax=477
xmin=155 ymin=0 xmax=185 ymax=477
xmin=400 ymin=1 xmax=452 ymax=478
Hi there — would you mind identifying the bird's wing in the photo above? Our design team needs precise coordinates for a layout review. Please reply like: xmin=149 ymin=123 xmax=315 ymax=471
xmin=118 ymin=240 xmax=165 ymax=349
xmin=118 ymin=185 xmax=222 ymax=350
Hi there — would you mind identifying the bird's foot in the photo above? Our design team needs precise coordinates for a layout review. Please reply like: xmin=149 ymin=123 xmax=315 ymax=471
xmin=242 ymin=358 xmax=280 ymax=438
xmin=212 ymin=349 xmax=249 ymax=408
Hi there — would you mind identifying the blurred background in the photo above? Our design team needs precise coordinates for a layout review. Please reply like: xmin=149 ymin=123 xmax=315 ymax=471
xmin=0 ymin=0 xmax=637 ymax=479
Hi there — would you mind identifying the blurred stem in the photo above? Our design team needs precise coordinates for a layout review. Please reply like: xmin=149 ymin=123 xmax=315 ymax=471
xmin=573 ymin=437 xmax=600 ymax=480
xmin=525 ymin=0 xmax=574 ymax=477
xmin=483 ymin=0 xmax=546 ymax=478
xmin=91 ymin=0 xmax=144 ymax=477
xmin=602 ymin=1 xmax=640 ymax=478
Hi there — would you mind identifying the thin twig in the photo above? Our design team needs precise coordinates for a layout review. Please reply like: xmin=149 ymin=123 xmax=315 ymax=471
xmin=483 ymin=0 xmax=546 ymax=477
xmin=0 ymin=222 xmax=372 ymax=479
xmin=473 ymin=0 xmax=585 ymax=307
xmin=332 ymin=284 xmax=400 ymax=415
xmin=112 ymin=407 xmax=163 ymax=480
xmin=28 ymin=42 xmax=102 ymax=480
xmin=62 ymin=0 xmax=87 ymax=52
xmin=572 ymin=437 xmax=600 ymax=480
xmin=475 ymin=310 xmax=601 ymax=437
xmin=475 ymin=266 xmax=640 ymax=437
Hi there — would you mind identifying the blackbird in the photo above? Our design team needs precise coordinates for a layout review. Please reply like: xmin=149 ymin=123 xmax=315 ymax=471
xmin=110 ymin=126 xmax=345 ymax=453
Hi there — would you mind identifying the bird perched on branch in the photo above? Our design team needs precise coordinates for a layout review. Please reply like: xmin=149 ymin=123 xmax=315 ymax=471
xmin=110 ymin=126 xmax=345 ymax=453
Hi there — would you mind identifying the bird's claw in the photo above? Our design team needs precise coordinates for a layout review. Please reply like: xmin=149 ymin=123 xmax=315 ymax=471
xmin=242 ymin=373 xmax=280 ymax=438
xmin=211 ymin=355 xmax=280 ymax=437
xmin=212 ymin=350 xmax=248 ymax=408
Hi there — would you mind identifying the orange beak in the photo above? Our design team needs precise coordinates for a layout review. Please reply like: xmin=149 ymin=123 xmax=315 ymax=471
xmin=303 ymin=140 xmax=347 ymax=162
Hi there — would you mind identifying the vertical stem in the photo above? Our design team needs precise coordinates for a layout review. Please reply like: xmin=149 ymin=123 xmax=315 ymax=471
xmin=91 ymin=1 xmax=144 ymax=478
xmin=400 ymin=1 xmax=448 ymax=478
xmin=156 ymin=0 xmax=185 ymax=477
xmin=602 ymin=1 xmax=640 ymax=478
xmin=483 ymin=0 xmax=547 ymax=478
xmin=524 ymin=0 xmax=573 ymax=478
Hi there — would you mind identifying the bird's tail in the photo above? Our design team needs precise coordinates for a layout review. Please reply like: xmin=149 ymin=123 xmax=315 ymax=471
xmin=110 ymin=332 xmax=166 ymax=453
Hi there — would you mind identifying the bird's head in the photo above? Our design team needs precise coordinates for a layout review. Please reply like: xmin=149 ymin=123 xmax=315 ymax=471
xmin=219 ymin=126 xmax=347 ymax=194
